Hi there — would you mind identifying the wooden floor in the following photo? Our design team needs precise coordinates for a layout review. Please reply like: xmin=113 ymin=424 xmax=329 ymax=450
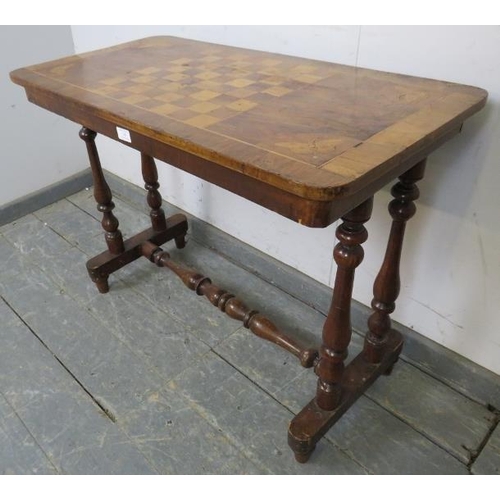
xmin=1 ymin=182 xmax=499 ymax=475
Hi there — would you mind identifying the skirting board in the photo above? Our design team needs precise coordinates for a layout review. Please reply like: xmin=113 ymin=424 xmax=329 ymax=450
xmin=0 ymin=169 xmax=92 ymax=227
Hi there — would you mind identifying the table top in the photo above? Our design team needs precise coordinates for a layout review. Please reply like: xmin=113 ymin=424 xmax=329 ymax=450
xmin=11 ymin=36 xmax=487 ymax=227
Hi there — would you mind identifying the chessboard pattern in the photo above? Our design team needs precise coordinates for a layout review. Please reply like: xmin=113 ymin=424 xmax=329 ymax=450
xmin=89 ymin=56 xmax=308 ymax=136
xmin=37 ymin=37 xmax=367 ymax=167
xmin=11 ymin=36 xmax=487 ymax=201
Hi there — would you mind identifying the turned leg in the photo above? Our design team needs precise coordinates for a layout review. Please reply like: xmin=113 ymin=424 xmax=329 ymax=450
xmin=81 ymin=133 xmax=188 ymax=294
xmin=174 ymin=233 xmax=187 ymax=249
xmin=79 ymin=127 xmax=124 ymax=256
xmin=363 ymin=159 xmax=426 ymax=365
xmin=93 ymin=275 xmax=110 ymax=294
xmin=141 ymin=153 xmax=167 ymax=232
xmin=293 ymin=445 xmax=316 ymax=464
xmin=289 ymin=192 xmax=411 ymax=463
xmin=315 ymin=197 xmax=373 ymax=411
xmin=80 ymin=127 xmax=125 ymax=292
xmin=141 ymin=152 xmax=187 ymax=248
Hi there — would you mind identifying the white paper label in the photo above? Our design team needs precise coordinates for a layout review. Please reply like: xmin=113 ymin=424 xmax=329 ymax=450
xmin=116 ymin=127 xmax=131 ymax=143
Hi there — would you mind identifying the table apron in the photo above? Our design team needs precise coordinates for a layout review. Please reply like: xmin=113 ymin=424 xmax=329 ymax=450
xmin=25 ymin=88 xmax=462 ymax=228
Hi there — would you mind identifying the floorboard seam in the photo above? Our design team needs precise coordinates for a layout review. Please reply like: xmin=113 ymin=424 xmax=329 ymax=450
xmin=65 ymin=196 xmax=101 ymax=223
xmin=0 ymin=375 xmax=60 ymax=474
xmin=396 ymin=355 xmax=496 ymax=409
xmin=211 ymin=350 xmax=302 ymax=414
xmin=31 ymin=212 xmax=82 ymax=251
xmin=33 ymin=203 xmax=105 ymax=259
xmin=0 ymin=299 xmax=164 ymax=475
xmin=210 ymin=350 xmax=372 ymax=474
xmin=0 ymin=295 xmax=117 ymax=425
xmin=467 ymin=407 xmax=500 ymax=471
xmin=113 ymin=191 xmax=150 ymax=215
xmin=164 ymin=357 xmax=273 ymax=474
xmin=3 ymin=217 xmax=214 ymax=392
xmin=1 ymin=226 xmax=198 ymax=391
xmin=363 ymin=391 xmax=469 ymax=466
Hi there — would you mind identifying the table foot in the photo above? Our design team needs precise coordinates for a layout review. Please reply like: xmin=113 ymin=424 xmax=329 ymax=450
xmin=288 ymin=329 xmax=403 ymax=461
xmin=86 ymin=213 xmax=188 ymax=291
xmin=293 ymin=445 xmax=316 ymax=464
xmin=92 ymin=275 xmax=110 ymax=294
xmin=174 ymin=233 xmax=186 ymax=249
xmin=383 ymin=359 xmax=399 ymax=376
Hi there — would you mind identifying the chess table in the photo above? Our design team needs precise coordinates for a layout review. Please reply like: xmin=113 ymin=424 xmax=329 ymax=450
xmin=10 ymin=36 xmax=487 ymax=464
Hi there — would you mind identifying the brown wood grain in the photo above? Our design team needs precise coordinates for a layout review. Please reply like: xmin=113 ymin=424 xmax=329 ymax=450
xmin=10 ymin=36 xmax=487 ymax=227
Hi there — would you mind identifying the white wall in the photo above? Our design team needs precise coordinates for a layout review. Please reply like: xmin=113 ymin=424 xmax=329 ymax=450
xmin=71 ymin=26 xmax=500 ymax=376
xmin=0 ymin=26 xmax=87 ymax=207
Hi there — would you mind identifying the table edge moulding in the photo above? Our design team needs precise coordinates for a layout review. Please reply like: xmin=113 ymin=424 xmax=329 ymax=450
xmin=10 ymin=35 xmax=488 ymax=464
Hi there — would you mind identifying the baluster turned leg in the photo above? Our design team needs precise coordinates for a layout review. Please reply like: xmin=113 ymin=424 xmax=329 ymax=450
xmin=315 ymin=197 xmax=373 ymax=412
xmin=141 ymin=153 xmax=167 ymax=232
xmin=363 ymin=159 xmax=426 ymax=367
xmin=79 ymin=127 xmax=124 ymax=292
xmin=141 ymin=153 xmax=186 ymax=249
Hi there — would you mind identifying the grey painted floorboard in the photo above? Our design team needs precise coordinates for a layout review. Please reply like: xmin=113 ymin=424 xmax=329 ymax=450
xmin=169 ymin=352 xmax=367 ymax=474
xmin=0 ymin=299 xmax=156 ymax=474
xmin=2 ymin=205 xmax=212 ymax=385
xmin=1 ymin=213 xmax=264 ymax=474
xmin=0 ymin=214 xmax=73 ymax=260
xmin=118 ymin=255 xmax=242 ymax=348
xmin=326 ymin=395 xmax=468 ymax=475
xmin=471 ymin=423 xmax=500 ymax=474
xmin=0 ymin=392 xmax=57 ymax=475
xmin=0 ymin=222 xmax=261 ymax=474
xmin=393 ymin=327 xmax=500 ymax=410
xmin=1 ymin=187 xmax=498 ymax=474
xmin=217 ymin=329 xmax=467 ymax=474
xmin=366 ymin=362 xmax=495 ymax=464
xmin=121 ymin=386 xmax=265 ymax=474
xmin=34 ymin=199 xmax=103 ymax=255
xmin=67 ymin=187 xmax=151 ymax=240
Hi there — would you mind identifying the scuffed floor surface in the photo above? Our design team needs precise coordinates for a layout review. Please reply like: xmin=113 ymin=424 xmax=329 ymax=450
xmin=0 ymin=187 xmax=499 ymax=474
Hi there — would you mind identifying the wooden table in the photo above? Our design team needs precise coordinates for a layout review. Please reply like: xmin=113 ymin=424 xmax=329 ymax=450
xmin=10 ymin=36 xmax=487 ymax=463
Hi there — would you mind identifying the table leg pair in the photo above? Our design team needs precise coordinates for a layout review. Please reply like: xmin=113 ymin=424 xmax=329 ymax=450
xmin=80 ymin=127 xmax=426 ymax=463
xmin=80 ymin=127 xmax=188 ymax=293
xmin=289 ymin=159 xmax=425 ymax=462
